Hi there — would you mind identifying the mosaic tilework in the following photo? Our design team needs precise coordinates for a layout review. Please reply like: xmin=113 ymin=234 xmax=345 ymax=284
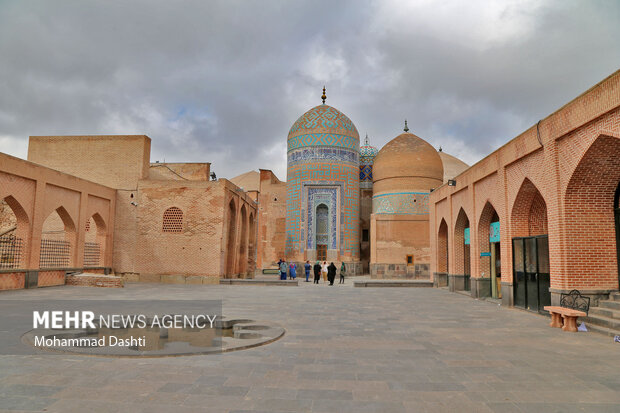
xmin=307 ymin=188 xmax=337 ymax=249
xmin=360 ymin=144 xmax=378 ymax=165
xmin=359 ymin=164 xmax=373 ymax=181
xmin=289 ymin=105 xmax=358 ymax=136
xmin=286 ymin=162 xmax=359 ymax=258
xmin=372 ymin=192 xmax=430 ymax=215
xmin=288 ymin=147 xmax=358 ymax=166
xmin=288 ymin=133 xmax=359 ymax=152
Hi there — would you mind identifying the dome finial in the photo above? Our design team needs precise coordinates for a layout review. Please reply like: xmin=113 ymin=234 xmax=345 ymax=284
xmin=365 ymin=133 xmax=369 ymax=146
xmin=321 ymin=86 xmax=327 ymax=104
xmin=439 ymin=146 xmax=442 ymax=152
xmin=404 ymin=119 xmax=409 ymax=132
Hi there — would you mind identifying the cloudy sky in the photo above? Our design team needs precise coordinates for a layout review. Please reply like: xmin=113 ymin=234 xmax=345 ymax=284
xmin=1 ymin=0 xmax=619 ymax=180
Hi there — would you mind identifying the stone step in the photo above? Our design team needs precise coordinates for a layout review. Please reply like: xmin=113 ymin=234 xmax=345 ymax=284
xmin=589 ymin=306 xmax=620 ymax=320
xmin=582 ymin=322 xmax=620 ymax=338
xmin=582 ymin=313 xmax=620 ymax=330
xmin=611 ymin=292 xmax=620 ymax=302
xmin=599 ymin=300 xmax=620 ymax=311
xmin=354 ymin=280 xmax=433 ymax=288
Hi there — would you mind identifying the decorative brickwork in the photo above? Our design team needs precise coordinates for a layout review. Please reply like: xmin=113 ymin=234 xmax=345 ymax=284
xmin=564 ymin=135 xmax=620 ymax=290
xmin=0 ymin=235 xmax=23 ymax=269
xmin=83 ymin=242 xmax=101 ymax=266
xmin=511 ymin=178 xmax=548 ymax=238
xmin=372 ymin=192 xmax=430 ymax=215
xmin=162 ymin=206 xmax=183 ymax=233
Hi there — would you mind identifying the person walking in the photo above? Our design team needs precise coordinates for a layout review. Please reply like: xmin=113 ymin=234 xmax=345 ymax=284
xmin=327 ymin=262 xmax=337 ymax=285
xmin=279 ymin=260 xmax=287 ymax=281
xmin=304 ymin=261 xmax=311 ymax=282
xmin=339 ymin=262 xmax=346 ymax=284
xmin=289 ymin=262 xmax=297 ymax=280
xmin=321 ymin=261 xmax=328 ymax=283
xmin=313 ymin=261 xmax=321 ymax=284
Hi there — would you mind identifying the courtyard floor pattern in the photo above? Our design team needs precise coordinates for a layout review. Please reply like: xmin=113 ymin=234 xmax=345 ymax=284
xmin=0 ymin=278 xmax=619 ymax=412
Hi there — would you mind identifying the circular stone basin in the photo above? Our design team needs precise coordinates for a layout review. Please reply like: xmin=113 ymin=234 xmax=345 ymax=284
xmin=22 ymin=317 xmax=284 ymax=357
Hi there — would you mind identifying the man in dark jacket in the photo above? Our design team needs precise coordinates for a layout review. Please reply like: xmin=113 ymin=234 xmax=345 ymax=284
xmin=313 ymin=261 xmax=321 ymax=284
xmin=327 ymin=262 xmax=337 ymax=285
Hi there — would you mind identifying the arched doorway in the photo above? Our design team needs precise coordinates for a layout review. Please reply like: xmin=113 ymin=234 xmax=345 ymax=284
xmin=511 ymin=179 xmax=549 ymax=312
xmin=438 ymin=218 xmax=448 ymax=275
xmin=226 ymin=200 xmax=237 ymax=278
xmin=237 ymin=205 xmax=248 ymax=278
xmin=565 ymin=135 xmax=620 ymax=292
xmin=478 ymin=202 xmax=500 ymax=298
xmin=454 ymin=208 xmax=470 ymax=291
xmin=315 ymin=204 xmax=328 ymax=261
xmin=40 ymin=206 xmax=76 ymax=268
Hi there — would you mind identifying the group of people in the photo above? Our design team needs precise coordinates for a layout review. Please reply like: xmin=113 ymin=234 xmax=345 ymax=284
xmin=277 ymin=259 xmax=346 ymax=285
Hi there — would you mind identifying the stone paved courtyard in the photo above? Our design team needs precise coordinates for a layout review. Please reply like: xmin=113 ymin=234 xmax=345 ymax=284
xmin=0 ymin=279 xmax=619 ymax=412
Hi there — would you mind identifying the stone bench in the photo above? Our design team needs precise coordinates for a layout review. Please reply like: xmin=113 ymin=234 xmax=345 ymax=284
xmin=543 ymin=306 xmax=586 ymax=332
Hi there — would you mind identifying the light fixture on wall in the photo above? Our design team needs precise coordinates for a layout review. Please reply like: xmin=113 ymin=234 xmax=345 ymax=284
xmin=130 ymin=201 xmax=138 ymax=206
xmin=448 ymin=179 xmax=456 ymax=186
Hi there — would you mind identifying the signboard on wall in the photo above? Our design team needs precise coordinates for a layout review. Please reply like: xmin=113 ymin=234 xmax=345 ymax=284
xmin=489 ymin=221 xmax=500 ymax=243
xmin=464 ymin=228 xmax=470 ymax=245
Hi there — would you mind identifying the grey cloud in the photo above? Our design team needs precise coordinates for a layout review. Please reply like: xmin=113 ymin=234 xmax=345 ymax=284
xmin=0 ymin=0 xmax=618 ymax=180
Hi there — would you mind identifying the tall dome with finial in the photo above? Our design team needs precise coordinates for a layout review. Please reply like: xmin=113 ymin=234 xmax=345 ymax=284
xmin=285 ymin=87 xmax=360 ymax=269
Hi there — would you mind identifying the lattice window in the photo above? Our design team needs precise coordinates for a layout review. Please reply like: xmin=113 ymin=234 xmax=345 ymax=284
xmin=0 ymin=235 xmax=23 ymax=269
xmin=40 ymin=239 xmax=70 ymax=268
xmin=162 ymin=207 xmax=183 ymax=233
xmin=84 ymin=242 xmax=100 ymax=266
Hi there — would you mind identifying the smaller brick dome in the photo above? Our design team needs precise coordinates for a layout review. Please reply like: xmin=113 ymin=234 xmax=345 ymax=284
xmin=373 ymin=131 xmax=443 ymax=194
xmin=438 ymin=149 xmax=468 ymax=183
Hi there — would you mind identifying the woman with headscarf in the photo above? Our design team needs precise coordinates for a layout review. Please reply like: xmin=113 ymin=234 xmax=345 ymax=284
xmin=339 ymin=262 xmax=346 ymax=284
xmin=289 ymin=262 xmax=297 ymax=280
xmin=313 ymin=261 xmax=321 ymax=284
xmin=327 ymin=262 xmax=337 ymax=285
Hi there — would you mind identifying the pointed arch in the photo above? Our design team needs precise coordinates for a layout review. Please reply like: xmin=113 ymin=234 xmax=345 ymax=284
xmin=453 ymin=208 xmax=470 ymax=276
xmin=40 ymin=206 xmax=76 ymax=268
xmin=237 ymin=204 xmax=248 ymax=277
xmin=511 ymin=178 xmax=548 ymax=238
xmin=1 ymin=196 xmax=30 ymax=269
xmin=564 ymin=134 xmax=620 ymax=290
xmin=477 ymin=201 xmax=499 ymax=278
xmin=225 ymin=199 xmax=237 ymax=277
xmin=248 ymin=212 xmax=256 ymax=276
xmin=84 ymin=213 xmax=107 ymax=266
xmin=437 ymin=218 xmax=448 ymax=273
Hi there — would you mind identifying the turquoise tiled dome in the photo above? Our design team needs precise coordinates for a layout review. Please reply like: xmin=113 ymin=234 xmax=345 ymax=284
xmin=359 ymin=135 xmax=378 ymax=165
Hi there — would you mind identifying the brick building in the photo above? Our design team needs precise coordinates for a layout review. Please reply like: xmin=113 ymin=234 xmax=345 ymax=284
xmin=1 ymin=135 xmax=257 ymax=289
xmin=429 ymin=69 xmax=620 ymax=318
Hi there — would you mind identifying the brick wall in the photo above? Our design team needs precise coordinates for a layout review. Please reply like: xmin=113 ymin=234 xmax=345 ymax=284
xmin=257 ymin=170 xmax=287 ymax=269
xmin=430 ymin=68 xmax=620 ymax=295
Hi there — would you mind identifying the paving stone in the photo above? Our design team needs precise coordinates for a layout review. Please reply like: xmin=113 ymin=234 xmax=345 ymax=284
xmin=0 ymin=281 xmax=619 ymax=412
